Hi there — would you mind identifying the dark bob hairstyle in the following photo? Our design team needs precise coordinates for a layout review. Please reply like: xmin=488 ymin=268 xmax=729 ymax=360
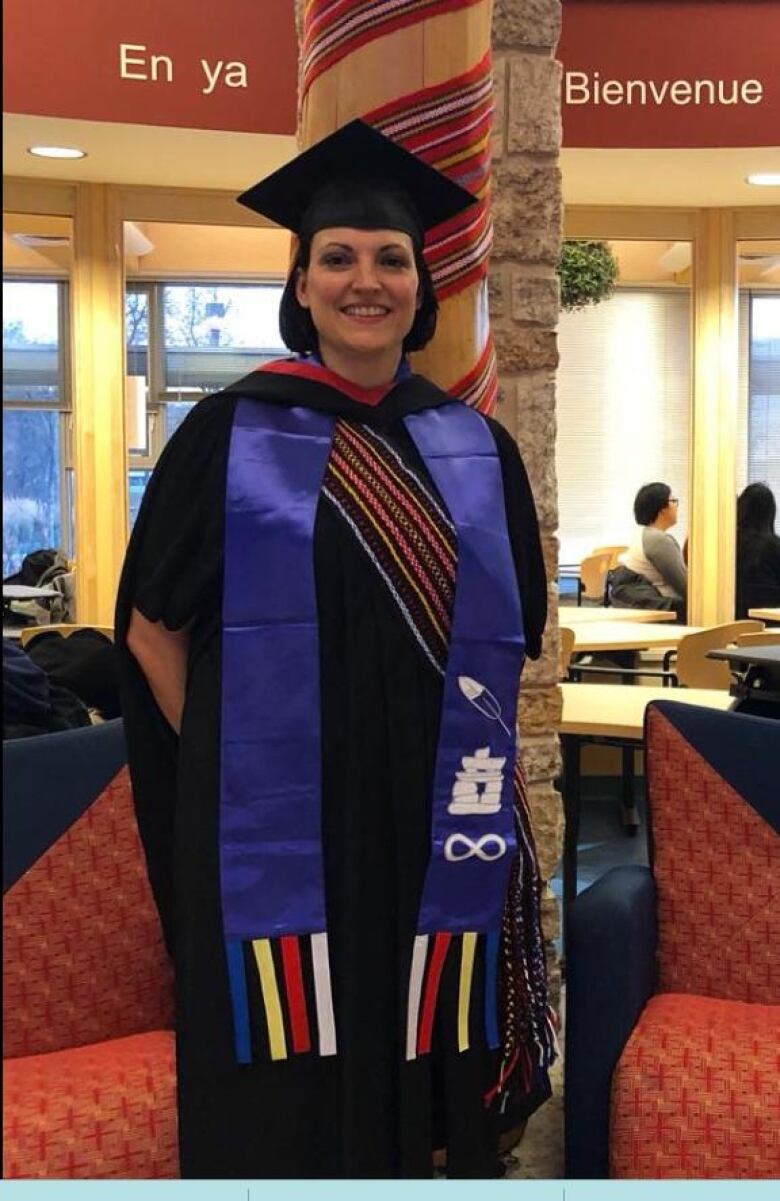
xmin=737 ymin=481 xmax=777 ymax=536
xmin=278 ymin=236 xmax=438 ymax=355
xmin=633 ymin=481 xmax=673 ymax=526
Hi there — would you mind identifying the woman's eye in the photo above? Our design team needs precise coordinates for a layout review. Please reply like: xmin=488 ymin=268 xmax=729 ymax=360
xmin=321 ymin=253 xmax=350 ymax=267
xmin=382 ymin=256 xmax=409 ymax=269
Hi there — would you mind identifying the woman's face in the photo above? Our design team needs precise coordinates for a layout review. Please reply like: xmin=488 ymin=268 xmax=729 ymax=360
xmin=295 ymin=227 xmax=420 ymax=364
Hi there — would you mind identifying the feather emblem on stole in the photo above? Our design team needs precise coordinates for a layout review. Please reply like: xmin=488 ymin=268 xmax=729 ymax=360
xmin=457 ymin=676 xmax=513 ymax=737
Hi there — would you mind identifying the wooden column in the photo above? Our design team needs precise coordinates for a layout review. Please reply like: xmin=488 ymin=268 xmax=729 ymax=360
xmin=689 ymin=209 xmax=738 ymax=626
xmin=297 ymin=1 xmax=564 ymax=997
xmin=298 ymin=0 xmax=495 ymax=404
xmin=71 ymin=183 xmax=128 ymax=626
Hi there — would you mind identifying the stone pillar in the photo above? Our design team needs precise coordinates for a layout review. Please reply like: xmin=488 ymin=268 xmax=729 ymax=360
xmin=491 ymin=0 xmax=564 ymax=1005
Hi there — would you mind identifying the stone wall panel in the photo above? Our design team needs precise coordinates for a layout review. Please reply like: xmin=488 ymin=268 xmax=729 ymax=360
xmin=511 ymin=274 xmax=560 ymax=327
xmin=492 ymin=161 xmax=562 ymax=264
xmin=518 ymin=686 xmax=562 ymax=734
xmin=526 ymin=782 xmax=564 ymax=880
xmin=493 ymin=0 xmax=562 ymax=50
xmin=491 ymin=0 xmax=563 ymax=1027
xmin=508 ymin=56 xmax=562 ymax=155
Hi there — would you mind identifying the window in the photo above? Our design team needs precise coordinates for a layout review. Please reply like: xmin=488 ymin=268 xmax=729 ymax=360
xmin=737 ymin=292 xmax=780 ymax=497
xmin=556 ymin=288 xmax=691 ymax=565
xmin=125 ymin=282 xmax=285 ymax=522
xmin=2 ymin=280 xmax=72 ymax=576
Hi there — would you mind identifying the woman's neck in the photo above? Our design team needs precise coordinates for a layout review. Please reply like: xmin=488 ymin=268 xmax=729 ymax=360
xmin=316 ymin=345 xmax=402 ymax=390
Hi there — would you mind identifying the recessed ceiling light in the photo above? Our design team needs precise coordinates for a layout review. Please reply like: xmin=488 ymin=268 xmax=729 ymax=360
xmin=746 ymin=173 xmax=780 ymax=187
xmin=27 ymin=145 xmax=87 ymax=160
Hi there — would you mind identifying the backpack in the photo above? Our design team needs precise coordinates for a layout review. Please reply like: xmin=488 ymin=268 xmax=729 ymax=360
xmin=4 ymin=548 xmax=69 ymax=589
xmin=3 ymin=548 xmax=75 ymax=624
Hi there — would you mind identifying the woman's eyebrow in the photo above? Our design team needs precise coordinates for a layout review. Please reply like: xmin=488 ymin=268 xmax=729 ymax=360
xmin=318 ymin=241 xmax=410 ymax=252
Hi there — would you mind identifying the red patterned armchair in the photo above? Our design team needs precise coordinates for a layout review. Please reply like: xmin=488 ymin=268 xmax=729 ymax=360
xmin=2 ymin=720 xmax=178 ymax=1178
xmin=565 ymin=700 xmax=780 ymax=1179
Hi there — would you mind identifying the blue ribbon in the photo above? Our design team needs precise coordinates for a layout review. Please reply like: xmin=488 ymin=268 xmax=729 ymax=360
xmin=221 ymin=399 xmax=524 ymax=944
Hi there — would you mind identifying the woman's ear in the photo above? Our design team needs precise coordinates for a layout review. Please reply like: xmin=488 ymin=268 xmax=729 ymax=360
xmin=295 ymin=267 xmax=309 ymax=309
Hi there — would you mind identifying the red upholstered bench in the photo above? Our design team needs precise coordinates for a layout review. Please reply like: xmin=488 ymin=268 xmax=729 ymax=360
xmin=565 ymin=701 xmax=780 ymax=1179
xmin=611 ymin=993 xmax=780 ymax=1178
xmin=4 ymin=1032 xmax=176 ymax=1178
xmin=2 ymin=721 xmax=178 ymax=1178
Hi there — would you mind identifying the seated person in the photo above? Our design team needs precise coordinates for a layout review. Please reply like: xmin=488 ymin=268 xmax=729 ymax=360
xmin=3 ymin=638 xmax=90 ymax=740
xmin=735 ymin=481 xmax=780 ymax=619
xmin=609 ymin=482 xmax=687 ymax=621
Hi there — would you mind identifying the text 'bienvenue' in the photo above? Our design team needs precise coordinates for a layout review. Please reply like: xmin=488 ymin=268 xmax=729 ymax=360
xmin=565 ymin=71 xmax=764 ymax=107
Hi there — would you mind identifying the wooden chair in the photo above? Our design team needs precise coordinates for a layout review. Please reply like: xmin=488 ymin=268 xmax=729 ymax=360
xmin=578 ymin=551 xmax=613 ymax=605
xmin=592 ymin=545 xmax=628 ymax=570
xmin=19 ymin=624 xmax=114 ymax=648
xmin=672 ymin=620 xmax=765 ymax=689
xmin=734 ymin=630 xmax=780 ymax=647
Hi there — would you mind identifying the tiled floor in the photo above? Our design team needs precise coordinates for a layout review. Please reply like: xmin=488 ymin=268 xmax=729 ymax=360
xmin=504 ymin=1033 xmax=564 ymax=1179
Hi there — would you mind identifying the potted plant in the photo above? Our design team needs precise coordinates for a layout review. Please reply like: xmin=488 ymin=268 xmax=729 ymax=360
xmin=557 ymin=239 xmax=619 ymax=312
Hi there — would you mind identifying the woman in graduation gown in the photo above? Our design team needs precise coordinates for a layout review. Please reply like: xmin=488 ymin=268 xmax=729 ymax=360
xmin=115 ymin=121 xmax=557 ymax=1180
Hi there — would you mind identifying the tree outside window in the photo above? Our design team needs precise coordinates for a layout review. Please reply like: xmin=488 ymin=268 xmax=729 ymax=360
xmin=2 ymin=281 xmax=68 ymax=576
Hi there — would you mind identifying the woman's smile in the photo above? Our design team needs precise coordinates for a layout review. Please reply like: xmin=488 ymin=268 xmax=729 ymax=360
xmin=340 ymin=303 xmax=392 ymax=320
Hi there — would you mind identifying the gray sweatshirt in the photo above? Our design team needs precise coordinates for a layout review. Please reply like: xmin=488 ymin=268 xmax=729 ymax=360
xmin=619 ymin=527 xmax=687 ymax=599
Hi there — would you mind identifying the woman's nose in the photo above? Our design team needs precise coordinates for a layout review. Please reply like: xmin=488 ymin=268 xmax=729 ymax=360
xmin=352 ymin=260 xmax=381 ymax=290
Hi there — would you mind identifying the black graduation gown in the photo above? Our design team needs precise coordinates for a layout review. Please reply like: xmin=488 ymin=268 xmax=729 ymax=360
xmin=115 ymin=370 xmax=548 ymax=1180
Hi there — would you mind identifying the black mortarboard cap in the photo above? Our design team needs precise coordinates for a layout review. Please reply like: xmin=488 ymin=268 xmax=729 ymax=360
xmin=237 ymin=119 xmax=476 ymax=247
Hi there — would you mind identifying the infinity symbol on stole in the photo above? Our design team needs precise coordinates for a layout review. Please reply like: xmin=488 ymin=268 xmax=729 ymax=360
xmin=444 ymin=833 xmax=507 ymax=862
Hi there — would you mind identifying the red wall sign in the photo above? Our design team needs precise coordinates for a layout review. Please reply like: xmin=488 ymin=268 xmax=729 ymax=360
xmin=558 ymin=1 xmax=780 ymax=148
xmin=4 ymin=1 xmax=778 ymax=149
xmin=2 ymin=0 xmax=298 ymax=136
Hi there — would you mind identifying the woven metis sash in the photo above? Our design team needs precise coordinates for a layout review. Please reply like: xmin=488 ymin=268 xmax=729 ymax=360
xmin=221 ymin=399 xmax=525 ymax=1064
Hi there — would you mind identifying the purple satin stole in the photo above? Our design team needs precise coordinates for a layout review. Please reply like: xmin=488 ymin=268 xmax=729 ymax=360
xmin=221 ymin=398 xmax=524 ymax=1062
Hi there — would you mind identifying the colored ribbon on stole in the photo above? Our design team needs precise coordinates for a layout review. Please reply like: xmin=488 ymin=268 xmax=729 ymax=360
xmin=403 ymin=404 xmax=525 ymax=1060
xmin=221 ymin=399 xmax=338 ymax=1064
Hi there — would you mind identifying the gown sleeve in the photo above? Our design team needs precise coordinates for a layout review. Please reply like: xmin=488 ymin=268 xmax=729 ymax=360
xmin=486 ymin=417 xmax=548 ymax=660
xmin=114 ymin=393 xmax=235 ymax=948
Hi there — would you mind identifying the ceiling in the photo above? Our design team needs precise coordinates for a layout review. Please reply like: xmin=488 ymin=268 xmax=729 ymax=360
xmin=561 ymin=146 xmax=780 ymax=209
xmin=2 ymin=113 xmax=297 ymax=195
xmin=3 ymin=111 xmax=780 ymax=210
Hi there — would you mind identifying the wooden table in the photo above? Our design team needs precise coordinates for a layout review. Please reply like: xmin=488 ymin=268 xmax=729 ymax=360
xmin=748 ymin=607 xmax=780 ymax=623
xmin=566 ymin=622 xmax=700 ymax=654
xmin=560 ymin=682 xmax=733 ymax=739
xmin=560 ymin=606 xmax=677 ymax=624
xmin=558 ymin=683 xmax=733 ymax=926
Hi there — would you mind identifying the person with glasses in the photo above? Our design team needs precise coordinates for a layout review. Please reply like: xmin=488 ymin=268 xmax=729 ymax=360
xmin=610 ymin=482 xmax=687 ymax=620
